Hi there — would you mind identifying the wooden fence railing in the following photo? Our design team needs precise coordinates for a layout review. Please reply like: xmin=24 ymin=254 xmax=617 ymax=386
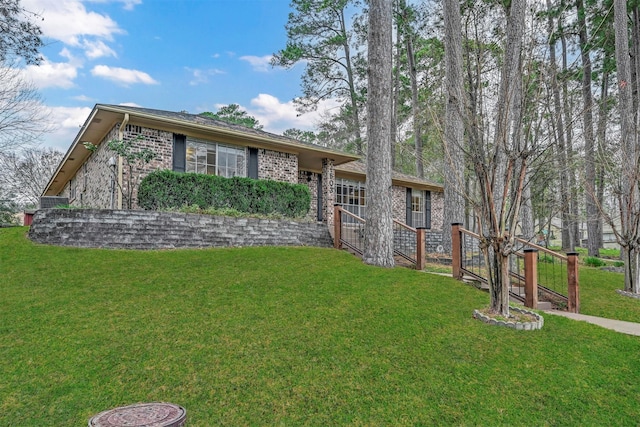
xmin=452 ymin=223 xmax=579 ymax=313
xmin=333 ymin=205 xmax=425 ymax=270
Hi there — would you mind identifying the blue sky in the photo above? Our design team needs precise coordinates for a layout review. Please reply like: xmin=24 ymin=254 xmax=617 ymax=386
xmin=20 ymin=0 xmax=339 ymax=152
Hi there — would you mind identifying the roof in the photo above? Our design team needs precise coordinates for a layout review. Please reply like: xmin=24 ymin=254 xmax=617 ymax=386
xmin=336 ymin=161 xmax=443 ymax=192
xmin=43 ymin=104 xmax=443 ymax=196
xmin=43 ymin=104 xmax=360 ymax=196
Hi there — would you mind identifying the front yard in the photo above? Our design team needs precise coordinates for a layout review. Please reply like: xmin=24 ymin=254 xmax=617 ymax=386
xmin=1 ymin=227 xmax=639 ymax=425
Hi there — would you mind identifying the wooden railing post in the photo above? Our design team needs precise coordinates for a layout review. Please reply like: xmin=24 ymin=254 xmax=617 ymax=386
xmin=334 ymin=204 xmax=342 ymax=249
xmin=524 ymin=249 xmax=538 ymax=309
xmin=567 ymin=252 xmax=580 ymax=313
xmin=452 ymin=223 xmax=463 ymax=280
xmin=416 ymin=227 xmax=425 ymax=270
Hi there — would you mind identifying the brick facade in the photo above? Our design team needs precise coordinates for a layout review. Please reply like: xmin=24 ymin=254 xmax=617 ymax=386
xmin=58 ymin=123 xmax=443 ymax=232
xmin=63 ymin=126 xmax=120 ymax=208
xmin=258 ymin=149 xmax=298 ymax=183
xmin=391 ymin=185 xmax=406 ymax=222
xmin=322 ymin=158 xmax=335 ymax=226
xmin=431 ymin=191 xmax=444 ymax=231
xmin=298 ymin=170 xmax=320 ymax=222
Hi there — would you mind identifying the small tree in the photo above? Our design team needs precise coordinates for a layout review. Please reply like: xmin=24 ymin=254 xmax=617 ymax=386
xmin=84 ymin=137 xmax=156 ymax=209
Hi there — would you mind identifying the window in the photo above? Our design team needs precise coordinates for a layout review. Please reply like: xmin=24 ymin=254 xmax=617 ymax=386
xmin=412 ymin=190 xmax=424 ymax=228
xmin=336 ymin=178 xmax=366 ymax=219
xmin=185 ymin=138 xmax=246 ymax=178
xmin=69 ymin=177 xmax=77 ymax=201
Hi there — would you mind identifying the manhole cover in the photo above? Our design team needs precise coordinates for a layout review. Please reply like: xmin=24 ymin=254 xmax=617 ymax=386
xmin=88 ymin=402 xmax=186 ymax=427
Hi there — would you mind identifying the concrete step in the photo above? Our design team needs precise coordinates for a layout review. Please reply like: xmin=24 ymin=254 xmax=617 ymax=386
xmin=537 ymin=301 xmax=553 ymax=310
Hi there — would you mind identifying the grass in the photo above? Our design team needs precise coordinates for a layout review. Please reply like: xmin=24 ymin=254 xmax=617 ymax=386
xmin=2 ymin=227 xmax=640 ymax=425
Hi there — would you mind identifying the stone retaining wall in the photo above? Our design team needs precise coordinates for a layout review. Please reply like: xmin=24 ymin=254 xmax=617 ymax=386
xmin=28 ymin=209 xmax=333 ymax=250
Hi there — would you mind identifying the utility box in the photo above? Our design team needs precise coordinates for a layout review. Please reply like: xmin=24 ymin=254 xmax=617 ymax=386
xmin=39 ymin=196 xmax=69 ymax=209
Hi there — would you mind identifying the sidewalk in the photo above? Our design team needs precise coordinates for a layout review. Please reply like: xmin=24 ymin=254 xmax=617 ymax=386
xmin=543 ymin=310 xmax=640 ymax=337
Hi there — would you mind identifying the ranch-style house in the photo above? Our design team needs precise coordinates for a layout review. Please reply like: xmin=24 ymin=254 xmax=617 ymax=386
xmin=42 ymin=104 xmax=444 ymax=234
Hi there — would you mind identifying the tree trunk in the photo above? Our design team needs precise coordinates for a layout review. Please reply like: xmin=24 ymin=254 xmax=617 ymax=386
xmin=406 ymin=34 xmax=423 ymax=178
xmin=547 ymin=0 xmax=574 ymax=251
xmin=614 ymin=0 xmax=640 ymax=293
xmin=577 ymin=0 xmax=599 ymax=257
xmin=442 ymin=0 xmax=466 ymax=253
xmin=364 ymin=0 xmax=394 ymax=268
xmin=560 ymin=22 xmax=579 ymax=248
xmin=340 ymin=9 xmax=364 ymax=155
xmin=486 ymin=242 xmax=511 ymax=315
xmin=596 ymin=64 xmax=610 ymax=250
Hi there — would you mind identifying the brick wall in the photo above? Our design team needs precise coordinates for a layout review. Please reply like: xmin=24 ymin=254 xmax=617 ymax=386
xmin=64 ymin=126 xmax=119 ymax=208
xmin=28 ymin=209 xmax=334 ymax=249
xmin=120 ymin=125 xmax=173 ymax=208
xmin=431 ymin=191 xmax=444 ymax=231
xmin=258 ymin=149 xmax=298 ymax=183
xmin=391 ymin=185 xmax=406 ymax=222
xmin=298 ymin=170 xmax=320 ymax=221
xmin=322 ymin=159 xmax=335 ymax=225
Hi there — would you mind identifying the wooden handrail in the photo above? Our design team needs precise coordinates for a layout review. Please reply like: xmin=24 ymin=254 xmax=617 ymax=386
xmin=513 ymin=236 xmax=568 ymax=261
xmin=393 ymin=219 xmax=417 ymax=232
xmin=336 ymin=206 xmax=365 ymax=223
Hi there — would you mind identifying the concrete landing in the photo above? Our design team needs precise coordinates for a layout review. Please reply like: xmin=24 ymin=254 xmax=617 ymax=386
xmin=544 ymin=310 xmax=640 ymax=337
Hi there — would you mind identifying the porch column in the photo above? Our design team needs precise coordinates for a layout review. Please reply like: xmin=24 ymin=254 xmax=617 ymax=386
xmin=524 ymin=249 xmax=538 ymax=309
xmin=322 ymin=158 xmax=335 ymax=226
xmin=452 ymin=223 xmax=463 ymax=280
xmin=567 ymin=252 xmax=580 ymax=313
xmin=416 ymin=227 xmax=425 ymax=270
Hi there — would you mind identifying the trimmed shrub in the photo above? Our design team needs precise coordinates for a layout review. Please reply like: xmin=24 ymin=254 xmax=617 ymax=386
xmin=584 ymin=256 xmax=606 ymax=268
xmin=138 ymin=170 xmax=311 ymax=218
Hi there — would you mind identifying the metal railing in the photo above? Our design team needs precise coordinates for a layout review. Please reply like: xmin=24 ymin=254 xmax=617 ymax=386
xmin=452 ymin=223 xmax=579 ymax=312
xmin=333 ymin=205 xmax=425 ymax=270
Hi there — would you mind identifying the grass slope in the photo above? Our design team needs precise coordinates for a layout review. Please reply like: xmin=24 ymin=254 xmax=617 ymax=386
xmin=1 ymin=227 xmax=640 ymax=425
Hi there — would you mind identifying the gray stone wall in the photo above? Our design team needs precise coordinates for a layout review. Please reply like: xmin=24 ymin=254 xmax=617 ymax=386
xmin=258 ymin=149 xmax=298 ymax=183
xmin=28 ymin=209 xmax=333 ymax=249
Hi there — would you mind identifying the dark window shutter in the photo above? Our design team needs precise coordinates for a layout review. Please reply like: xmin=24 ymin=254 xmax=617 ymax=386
xmin=172 ymin=134 xmax=186 ymax=172
xmin=317 ymin=174 xmax=323 ymax=221
xmin=425 ymin=190 xmax=432 ymax=229
xmin=248 ymin=147 xmax=258 ymax=179
xmin=406 ymin=188 xmax=412 ymax=226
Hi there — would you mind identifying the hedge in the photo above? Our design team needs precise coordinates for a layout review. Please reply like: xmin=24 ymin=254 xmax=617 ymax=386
xmin=138 ymin=170 xmax=311 ymax=218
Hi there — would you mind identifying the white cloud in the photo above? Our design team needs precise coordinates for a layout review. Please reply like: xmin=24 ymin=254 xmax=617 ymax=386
xmin=119 ymin=102 xmax=143 ymax=107
xmin=91 ymin=65 xmax=158 ymax=85
xmin=25 ymin=0 xmax=123 ymax=44
xmin=186 ymin=67 xmax=225 ymax=86
xmin=86 ymin=0 xmax=142 ymax=11
xmin=22 ymin=57 xmax=79 ymax=89
xmin=246 ymin=93 xmax=341 ymax=134
xmin=239 ymin=55 xmax=273 ymax=72
xmin=41 ymin=106 xmax=94 ymax=151
xmin=72 ymin=95 xmax=94 ymax=102
xmin=82 ymin=40 xmax=117 ymax=59
xmin=24 ymin=0 xmax=124 ymax=59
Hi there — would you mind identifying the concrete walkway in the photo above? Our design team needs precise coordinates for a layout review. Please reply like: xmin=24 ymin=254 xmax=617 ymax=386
xmin=543 ymin=310 xmax=640 ymax=337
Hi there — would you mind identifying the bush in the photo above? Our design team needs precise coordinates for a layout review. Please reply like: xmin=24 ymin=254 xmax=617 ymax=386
xmin=138 ymin=170 xmax=311 ymax=218
xmin=584 ymin=256 xmax=606 ymax=268
xmin=614 ymin=261 xmax=624 ymax=268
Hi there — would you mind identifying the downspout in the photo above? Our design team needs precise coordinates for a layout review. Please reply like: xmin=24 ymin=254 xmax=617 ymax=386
xmin=117 ymin=113 xmax=130 ymax=209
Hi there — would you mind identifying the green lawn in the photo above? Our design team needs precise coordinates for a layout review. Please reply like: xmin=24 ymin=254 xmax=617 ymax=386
xmin=2 ymin=227 xmax=640 ymax=425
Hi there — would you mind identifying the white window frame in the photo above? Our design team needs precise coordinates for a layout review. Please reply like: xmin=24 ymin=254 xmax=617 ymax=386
xmin=185 ymin=137 xmax=246 ymax=178
xmin=336 ymin=178 xmax=366 ymax=219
